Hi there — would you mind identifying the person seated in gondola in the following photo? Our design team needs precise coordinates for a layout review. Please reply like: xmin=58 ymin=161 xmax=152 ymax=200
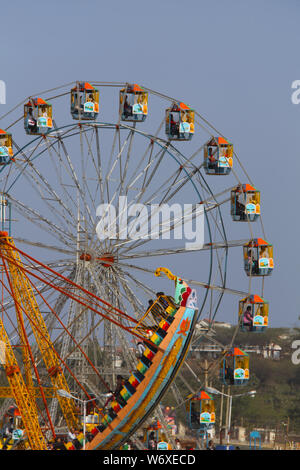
xmin=39 ymin=107 xmax=48 ymax=118
xmin=115 ymin=375 xmax=125 ymax=397
xmin=236 ymin=191 xmax=246 ymax=218
xmin=156 ymin=291 xmax=169 ymax=309
xmin=208 ymin=146 xmax=217 ymax=169
xmin=179 ymin=112 xmax=190 ymax=138
xmin=103 ymin=375 xmax=127 ymax=408
xmin=123 ymin=96 xmax=132 ymax=118
xmin=148 ymin=431 xmax=156 ymax=450
xmin=136 ymin=341 xmax=146 ymax=358
xmin=170 ymin=113 xmax=179 ymax=137
xmin=190 ymin=402 xmax=198 ymax=425
xmin=224 ymin=361 xmax=234 ymax=385
xmin=247 ymin=241 xmax=258 ymax=272
xmin=243 ymin=305 xmax=253 ymax=331
xmin=74 ymin=93 xmax=83 ymax=114
xmin=259 ymin=246 xmax=269 ymax=259
xmin=133 ymin=95 xmax=143 ymax=115
xmin=27 ymin=108 xmax=37 ymax=133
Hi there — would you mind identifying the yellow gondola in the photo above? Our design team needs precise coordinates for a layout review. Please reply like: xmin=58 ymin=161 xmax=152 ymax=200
xmin=120 ymin=84 xmax=148 ymax=122
xmin=243 ymin=238 xmax=274 ymax=276
xmin=231 ymin=184 xmax=260 ymax=221
xmin=0 ymin=129 xmax=13 ymax=165
xmin=24 ymin=98 xmax=53 ymax=135
xmin=70 ymin=82 xmax=99 ymax=120
xmin=238 ymin=295 xmax=269 ymax=332
xmin=165 ymin=102 xmax=194 ymax=140
xmin=204 ymin=136 xmax=233 ymax=175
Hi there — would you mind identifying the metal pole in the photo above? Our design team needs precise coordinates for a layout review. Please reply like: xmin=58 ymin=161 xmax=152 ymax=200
xmin=227 ymin=395 xmax=232 ymax=444
xmin=219 ymin=384 xmax=224 ymax=445
xmin=204 ymin=359 xmax=208 ymax=388
xmin=225 ymin=387 xmax=230 ymax=441
xmin=83 ymin=401 xmax=86 ymax=451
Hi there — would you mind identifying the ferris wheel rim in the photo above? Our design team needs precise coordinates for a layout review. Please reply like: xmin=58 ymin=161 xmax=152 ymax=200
xmin=0 ymin=83 xmax=270 ymax=397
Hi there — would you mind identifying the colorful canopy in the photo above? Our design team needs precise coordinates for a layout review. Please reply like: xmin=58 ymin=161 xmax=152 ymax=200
xmin=246 ymin=238 xmax=271 ymax=247
xmin=71 ymin=82 xmax=95 ymax=92
xmin=240 ymin=294 xmax=266 ymax=304
xmin=226 ymin=347 xmax=248 ymax=357
xmin=25 ymin=97 xmax=49 ymax=107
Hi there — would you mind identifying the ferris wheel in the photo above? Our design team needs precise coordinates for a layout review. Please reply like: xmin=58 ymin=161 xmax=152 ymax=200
xmin=0 ymin=81 xmax=272 ymax=447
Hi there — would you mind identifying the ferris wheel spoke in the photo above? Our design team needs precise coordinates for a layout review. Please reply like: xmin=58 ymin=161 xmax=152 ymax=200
xmin=206 ymin=248 xmax=227 ymax=322
xmin=183 ymin=277 xmax=249 ymax=297
xmin=44 ymin=267 xmax=76 ymax=333
xmin=21 ymin=157 xmax=77 ymax=235
xmin=105 ymin=125 xmax=121 ymax=197
xmin=108 ymin=270 xmax=142 ymax=365
xmin=117 ymin=202 xmax=204 ymax=255
xmin=115 ymin=259 xmax=246 ymax=298
xmin=113 ymin=264 xmax=155 ymax=298
xmin=8 ymin=195 xmax=77 ymax=247
xmin=90 ymin=128 xmax=136 ymax=253
xmin=105 ymin=147 xmax=178 ymax=249
xmin=86 ymin=264 xmax=131 ymax=319
xmin=118 ymin=246 xmax=203 ymax=260
xmin=80 ymin=128 xmax=104 ymax=216
xmin=13 ymin=238 xmax=74 ymax=256
xmin=43 ymin=135 xmax=84 ymax=222
xmin=140 ymin=143 xmax=170 ymax=198
xmin=41 ymin=143 xmax=79 ymax=221
xmin=43 ymin=136 xmax=80 ymax=222
xmin=93 ymin=126 xmax=105 ymax=206
xmin=104 ymin=128 xmax=133 ymax=201
xmin=58 ymin=134 xmax=95 ymax=231
xmin=126 ymin=140 xmax=154 ymax=195
xmin=111 ymin=266 xmax=147 ymax=319
xmin=79 ymin=127 xmax=99 ymax=229
xmin=118 ymin=125 xmax=136 ymax=198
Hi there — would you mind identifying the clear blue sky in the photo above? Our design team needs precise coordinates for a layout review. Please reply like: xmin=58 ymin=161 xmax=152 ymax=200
xmin=0 ymin=0 xmax=299 ymax=326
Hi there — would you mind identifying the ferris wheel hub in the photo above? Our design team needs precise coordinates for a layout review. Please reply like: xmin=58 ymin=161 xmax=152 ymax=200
xmin=97 ymin=254 xmax=115 ymax=267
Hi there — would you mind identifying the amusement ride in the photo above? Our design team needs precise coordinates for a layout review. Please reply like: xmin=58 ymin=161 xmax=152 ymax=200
xmin=0 ymin=81 xmax=272 ymax=449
